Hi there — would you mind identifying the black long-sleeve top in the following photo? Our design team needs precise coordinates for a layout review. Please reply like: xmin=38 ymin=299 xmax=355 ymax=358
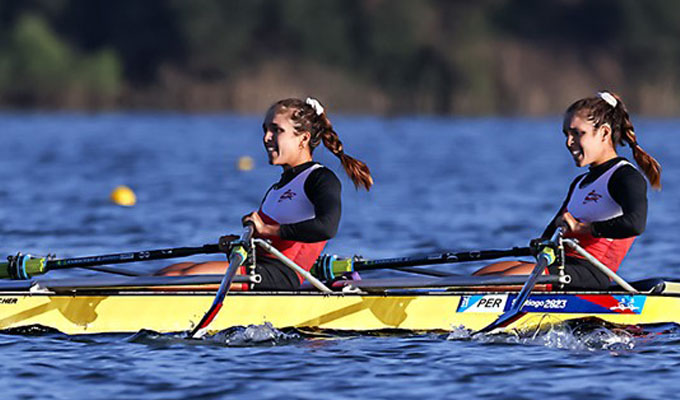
xmin=542 ymin=157 xmax=647 ymax=239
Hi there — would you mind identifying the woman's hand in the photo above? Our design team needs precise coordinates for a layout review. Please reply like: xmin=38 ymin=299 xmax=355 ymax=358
xmin=557 ymin=211 xmax=592 ymax=236
xmin=242 ymin=211 xmax=280 ymax=237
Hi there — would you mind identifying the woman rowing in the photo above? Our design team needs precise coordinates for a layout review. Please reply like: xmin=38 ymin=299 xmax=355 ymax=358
xmin=474 ymin=91 xmax=661 ymax=289
xmin=158 ymin=97 xmax=373 ymax=290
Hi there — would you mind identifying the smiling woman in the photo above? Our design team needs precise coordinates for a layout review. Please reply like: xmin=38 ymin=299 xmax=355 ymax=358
xmin=156 ymin=98 xmax=373 ymax=290
xmin=473 ymin=91 xmax=662 ymax=290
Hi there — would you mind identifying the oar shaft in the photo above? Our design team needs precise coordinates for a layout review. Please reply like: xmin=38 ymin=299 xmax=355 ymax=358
xmin=46 ymin=244 xmax=220 ymax=270
xmin=353 ymin=247 xmax=531 ymax=271
xmin=476 ymin=247 xmax=556 ymax=334
xmin=1 ymin=244 xmax=221 ymax=279
xmin=188 ymin=225 xmax=254 ymax=338
xmin=314 ymin=247 xmax=532 ymax=281
xmin=477 ymin=229 xmax=562 ymax=334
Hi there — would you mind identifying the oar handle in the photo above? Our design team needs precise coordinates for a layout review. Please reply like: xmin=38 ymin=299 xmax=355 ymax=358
xmin=0 ymin=254 xmax=48 ymax=279
xmin=233 ymin=223 xmax=255 ymax=250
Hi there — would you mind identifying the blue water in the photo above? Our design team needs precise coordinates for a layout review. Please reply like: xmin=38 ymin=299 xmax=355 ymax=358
xmin=1 ymin=113 xmax=680 ymax=399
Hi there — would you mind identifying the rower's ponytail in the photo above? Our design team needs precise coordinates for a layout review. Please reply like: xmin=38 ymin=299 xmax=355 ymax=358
xmin=565 ymin=91 xmax=662 ymax=189
xmin=611 ymin=93 xmax=662 ymax=189
xmin=318 ymin=113 xmax=373 ymax=191
xmin=268 ymin=97 xmax=373 ymax=191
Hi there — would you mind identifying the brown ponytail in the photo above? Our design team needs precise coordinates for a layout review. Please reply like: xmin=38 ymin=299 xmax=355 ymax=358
xmin=612 ymin=93 xmax=662 ymax=189
xmin=565 ymin=91 xmax=662 ymax=189
xmin=267 ymin=98 xmax=373 ymax=190
xmin=319 ymin=115 xmax=373 ymax=191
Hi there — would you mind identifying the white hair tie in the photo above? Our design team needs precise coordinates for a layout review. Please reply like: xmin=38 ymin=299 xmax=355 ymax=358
xmin=597 ymin=91 xmax=617 ymax=108
xmin=305 ymin=97 xmax=325 ymax=116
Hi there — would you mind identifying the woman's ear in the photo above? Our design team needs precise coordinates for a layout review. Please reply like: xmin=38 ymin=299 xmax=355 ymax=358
xmin=598 ymin=123 xmax=612 ymax=142
xmin=302 ymin=132 xmax=311 ymax=145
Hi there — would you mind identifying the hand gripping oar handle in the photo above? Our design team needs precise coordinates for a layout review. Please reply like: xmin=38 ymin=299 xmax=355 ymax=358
xmin=0 ymin=244 xmax=221 ymax=280
xmin=188 ymin=224 xmax=255 ymax=339
xmin=477 ymin=228 xmax=562 ymax=334
xmin=313 ymin=247 xmax=532 ymax=281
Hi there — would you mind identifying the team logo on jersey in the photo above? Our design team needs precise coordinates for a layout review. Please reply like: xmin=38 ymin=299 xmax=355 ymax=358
xmin=582 ymin=190 xmax=602 ymax=204
xmin=278 ymin=189 xmax=296 ymax=202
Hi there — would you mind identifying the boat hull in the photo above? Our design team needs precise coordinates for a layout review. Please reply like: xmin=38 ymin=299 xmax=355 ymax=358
xmin=0 ymin=290 xmax=677 ymax=335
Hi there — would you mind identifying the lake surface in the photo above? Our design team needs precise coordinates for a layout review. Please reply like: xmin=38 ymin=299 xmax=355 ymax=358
xmin=1 ymin=113 xmax=679 ymax=399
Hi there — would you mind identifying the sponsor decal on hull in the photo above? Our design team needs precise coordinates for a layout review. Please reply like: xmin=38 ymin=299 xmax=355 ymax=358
xmin=457 ymin=294 xmax=646 ymax=314
xmin=505 ymin=294 xmax=646 ymax=314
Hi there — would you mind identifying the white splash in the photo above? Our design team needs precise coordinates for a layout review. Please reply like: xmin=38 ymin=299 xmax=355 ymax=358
xmin=210 ymin=322 xmax=300 ymax=346
xmin=445 ymin=317 xmax=639 ymax=352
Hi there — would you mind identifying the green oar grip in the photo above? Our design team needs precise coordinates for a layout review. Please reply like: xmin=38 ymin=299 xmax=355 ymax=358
xmin=230 ymin=246 xmax=249 ymax=264
xmin=312 ymin=255 xmax=354 ymax=281
xmin=538 ymin=246 xmax=556 ymax=266
xmin=0 ymin=254 xmax=47 ymax=279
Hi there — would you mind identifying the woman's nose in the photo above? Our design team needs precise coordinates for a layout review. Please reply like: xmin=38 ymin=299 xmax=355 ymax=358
xmin=263 ymin=131 xmax=273 ymax=142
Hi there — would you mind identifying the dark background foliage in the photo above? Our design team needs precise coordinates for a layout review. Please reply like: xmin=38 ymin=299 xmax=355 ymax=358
xmin=1 ymin=0 xmax=678 ymax=115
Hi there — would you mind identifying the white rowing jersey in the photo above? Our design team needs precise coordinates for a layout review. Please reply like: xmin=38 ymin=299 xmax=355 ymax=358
xmin=566 ymin=160 xmax=631 ymax=222
xmin=260 ymin=164 xmax=322 ymax=224
xmin=258 ymin=164 xmax=328 ymax=280
xmin=564 ymin=160 xmax=636 ymax=271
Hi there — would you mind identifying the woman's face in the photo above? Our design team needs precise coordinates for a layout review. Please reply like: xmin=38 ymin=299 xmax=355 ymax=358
xmin=563 ymin=113 xmax=613 ymax=167
xmin=262 ymin=110 xmax=310 ymax=169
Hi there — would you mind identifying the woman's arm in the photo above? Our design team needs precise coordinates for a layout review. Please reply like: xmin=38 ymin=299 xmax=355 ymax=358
xmin=591 ymin=165 xmax=647 ymax=238
xmin=279 ymin=168 xmax=342 ymax=243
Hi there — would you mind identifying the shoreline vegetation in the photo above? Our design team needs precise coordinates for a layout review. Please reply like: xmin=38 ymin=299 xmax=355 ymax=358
xmin=1 ymin=1 xmax=679 ymax=116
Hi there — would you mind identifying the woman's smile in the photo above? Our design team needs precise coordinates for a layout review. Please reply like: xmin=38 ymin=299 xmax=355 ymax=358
xmin=563 ymin=114 xmax=613 ymax=168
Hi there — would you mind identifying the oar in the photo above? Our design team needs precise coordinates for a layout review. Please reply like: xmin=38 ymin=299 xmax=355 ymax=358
xmin=314 ymin=246 xmax=532 ymax=280
xmin=188 ymin=224 xmax=254 ymax=339
xmin=477 ymin=229 xmax=562 ymax=334
xmin=1 ymin=244 xmax=221 ymax=280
